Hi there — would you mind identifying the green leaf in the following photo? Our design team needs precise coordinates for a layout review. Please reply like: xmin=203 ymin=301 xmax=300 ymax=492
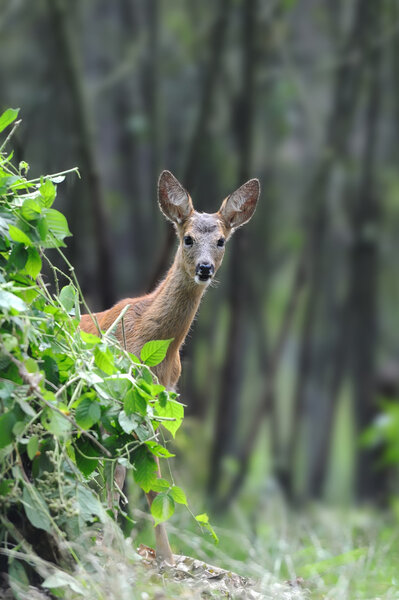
xmin=25 ymin=247 xmax=42 ymax=279
xmin=155 ymin=399 xmax=184 ymax=437
xmin=0 ymin=108 xmax=19 ymax=133
xmin=94 ymin=346 xmax=116 ymax=374
xmin=136 ymin=378 xmax=153 ymax=397
xmin=158 ymin=390 xmax=168 ymax=408
xmin=124 ymin=388 xmax=147 ymax=416
xmin=16 ymin=398 xmax=36 ymax=417
xmin=0 ymin=479 xmax=14 ymax=496
xmin=169 ymin=485 xmax=187 ymax=505
xmin=151 ymin=478 xmax=171 ymax=493
xmin=75 ymin=438 xmax=99 ymax=477
xmin=195 ymin=513 xmax=209 ymax=524
xmin=27 ymin=436 xmax=39 ymax=460
xmin=145 ymin=440 xmax=175 ymax=458
xmin=141 ymin=368 xmax=154 ymax=385
xmin=8 ymin=224 xmax=32 ymax=246
xmin=133 ymin=446 xmax=158 ymax=492
xmin=1 ymin=334 xmax=17 ymax=353
xmin=140 ymin=339 xmax=173 ymax=366
xmin=118 ymin=410 xmax=138 ymax=434
xmin=0 ymin=410 xmax=17 ymax=448
xmin=9 ymin=560 xmax=30 ymax=597
xmin=41 ymin=407 xmax=71 ymax=437
xmin=42 ymin=572 xmax=85 ymax=595
xmin=13 ymin=420 xmax=26 ymax=437
xmin=8 ymin=243 xmax=28 ymax=271
xmin=41 ymin=208 xmax=71 ymax=246
xmin=0 ymin=289 xmax=26 ymax=312
xmin=75 ymin=398 xmax=101 ymax=429
xmin=195 ymin=513 xmax=219 ymax=544
xmin=21 ymin=198 xmax=41 ymax=221
xmin=150 ymin=492 xmax=175 ymax=524
xmin=80 ymin=330 xmax=101 ymax=345
xmin=59 ymin=284 xmax=76 ymax=312
xmin=76 ymin=484 xmax=106 ymax=523
xmin=22 ymin=486 xmax=52 ymax=533
xmin=37 ymin=216 xmax=48 ymax=240
xmin=39 ymin=179 xmax=56 ymax=208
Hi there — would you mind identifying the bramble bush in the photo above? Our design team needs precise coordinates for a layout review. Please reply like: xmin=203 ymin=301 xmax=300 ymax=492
xmin=0 ymin=108 xmax=215 ymax=596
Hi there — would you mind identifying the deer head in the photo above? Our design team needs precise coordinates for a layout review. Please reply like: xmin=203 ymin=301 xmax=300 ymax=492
xmin=158 ymin=170 xmax=260 ymax=285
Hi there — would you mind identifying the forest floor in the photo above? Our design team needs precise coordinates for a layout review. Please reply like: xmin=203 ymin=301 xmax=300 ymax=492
xmin=5 ymin=500 xmax=399 ymax=599
xmin=131 ymin=497 xmax=399 ymax=600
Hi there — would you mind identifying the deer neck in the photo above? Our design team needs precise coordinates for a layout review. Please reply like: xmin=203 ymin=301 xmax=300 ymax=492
xmin=147 ymin=248 xmax=206 ymax=350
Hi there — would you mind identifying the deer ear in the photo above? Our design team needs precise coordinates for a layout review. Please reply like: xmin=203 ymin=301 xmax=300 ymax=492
xmin=158 ymin=170 xmax=194 ymax=225
xmin=218 ymin=179 xmax=260 ymax=230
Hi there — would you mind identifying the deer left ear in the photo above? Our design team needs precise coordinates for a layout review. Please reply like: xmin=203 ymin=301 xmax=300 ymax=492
xmin=218 ymin=178 xmax=260 ymax=231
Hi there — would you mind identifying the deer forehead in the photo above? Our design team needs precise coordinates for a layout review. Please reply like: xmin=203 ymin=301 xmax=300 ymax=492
xmin=183 ymin=213 xmax=225 ymax=238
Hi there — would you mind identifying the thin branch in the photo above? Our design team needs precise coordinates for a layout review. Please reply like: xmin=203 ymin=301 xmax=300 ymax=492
xmin=0 ymin=119 xmax=22 ymax=152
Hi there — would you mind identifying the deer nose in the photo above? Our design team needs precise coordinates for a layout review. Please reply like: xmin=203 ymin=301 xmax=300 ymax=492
xmin=196 ymin=263 xmax=214 ymax=280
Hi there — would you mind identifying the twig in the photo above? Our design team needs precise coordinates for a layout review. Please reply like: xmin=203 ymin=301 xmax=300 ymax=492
xmin=104 ymin=304 xmax=131 ymax=338
xmin=0 ymin=119 xmax=21 ymax=152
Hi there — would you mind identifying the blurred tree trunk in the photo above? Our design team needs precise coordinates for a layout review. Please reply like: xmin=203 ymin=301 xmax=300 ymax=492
xmin=308 ymin=0 xmax=384 ymax=502
xmin=218 ymin=261 xmax=306 ymax=507
xmin=146 ymin=0 xmax=232 ymax=292
xmin=207 ymin=0 xmax=257 ymax=501
xmin=282 ymin=0 xmax=378 ymax=500
xmin=47 ymin=0 xmax=115 ymax=309
xmin=349 ymin=5 xmax=382 ymax=500
xmin=145 ymin=0 xmax=161 ymax=200
xmin=113 ymin=0 xmax=162 ymax=289
xmin=307 ymin=295 xmax=350 ymax=497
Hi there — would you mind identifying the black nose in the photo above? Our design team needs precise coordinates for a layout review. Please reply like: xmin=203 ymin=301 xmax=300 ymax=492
xmin=196 ymin=263 xmax=214 ymax=280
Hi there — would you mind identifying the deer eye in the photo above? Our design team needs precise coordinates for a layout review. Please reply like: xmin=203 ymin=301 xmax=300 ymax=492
xmin=217 ymin=238 xmax=225 ymax=248
xmin=184 ymin=235 xmax=193 ymax=247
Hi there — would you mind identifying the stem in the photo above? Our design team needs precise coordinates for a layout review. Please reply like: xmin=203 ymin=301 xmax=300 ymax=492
xmin=0 ymin=120 xmax=22 ymax=152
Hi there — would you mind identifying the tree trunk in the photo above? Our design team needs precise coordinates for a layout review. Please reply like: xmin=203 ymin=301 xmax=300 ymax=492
xmin=207 ymin=0 xmax=257 ymax=502
xmin=47 ymin=0 xmax=115 ymax=309
xmin=349 ymin=4 xmax=382 ymax=499
xmin=282 ymin=0 xmax=378 ymax=500
xmin=218 ymin=259 xmax=306 ymax=507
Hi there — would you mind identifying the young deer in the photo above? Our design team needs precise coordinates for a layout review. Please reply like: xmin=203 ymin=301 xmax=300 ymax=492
xmin=80 ymin=170 xmax=260 ymax=563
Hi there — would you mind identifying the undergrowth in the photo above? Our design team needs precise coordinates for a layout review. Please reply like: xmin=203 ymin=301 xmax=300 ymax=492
xmin=0 ymin=108 xmax=215 ymax=598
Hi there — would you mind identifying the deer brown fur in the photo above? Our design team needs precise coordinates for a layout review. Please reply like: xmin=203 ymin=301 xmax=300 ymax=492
xmin=80 ymin=170 xmax=260 ymax=563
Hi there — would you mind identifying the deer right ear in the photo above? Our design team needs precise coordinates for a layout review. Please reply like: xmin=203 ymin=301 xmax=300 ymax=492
xmin=158 ymin=170 xmax=194 ymax=225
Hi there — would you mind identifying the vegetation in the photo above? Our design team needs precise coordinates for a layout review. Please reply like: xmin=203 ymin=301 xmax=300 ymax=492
xmin=0 ymin=108 xmax=216 ymax=596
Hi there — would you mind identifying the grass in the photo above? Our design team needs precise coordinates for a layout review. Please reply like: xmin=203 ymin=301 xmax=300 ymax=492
xmin=6 ymin=469 xmax=398 ymax=599
xmin=131 ymin=487 xmax=399 ymax=599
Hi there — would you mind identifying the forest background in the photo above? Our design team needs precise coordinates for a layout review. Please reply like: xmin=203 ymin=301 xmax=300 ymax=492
xmin=2 ymin=0 xmax=399 ymax=594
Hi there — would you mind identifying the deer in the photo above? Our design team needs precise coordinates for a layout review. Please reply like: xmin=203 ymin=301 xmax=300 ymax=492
xmin=80 ymin=170 xmax=260 ymax=565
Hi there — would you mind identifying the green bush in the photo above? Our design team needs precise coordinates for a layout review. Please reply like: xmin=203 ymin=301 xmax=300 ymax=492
xmin=0 ymin=108 xmax=192 ymax=592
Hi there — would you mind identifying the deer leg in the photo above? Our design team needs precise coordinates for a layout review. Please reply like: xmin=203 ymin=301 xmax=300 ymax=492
xmin=145 ymin=456 xmax=174 ymax=565
xmin=106 ymin=455 xmax=174 ymax=564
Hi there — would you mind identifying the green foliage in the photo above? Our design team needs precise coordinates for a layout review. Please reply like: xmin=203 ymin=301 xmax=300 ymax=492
xmin=0 ymin=108 xmax=205 ymax=588
xmin=195 ymin=513 xmax=219 ymax=544
xmin=362 ymin=399 xmax=399 ymax=464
